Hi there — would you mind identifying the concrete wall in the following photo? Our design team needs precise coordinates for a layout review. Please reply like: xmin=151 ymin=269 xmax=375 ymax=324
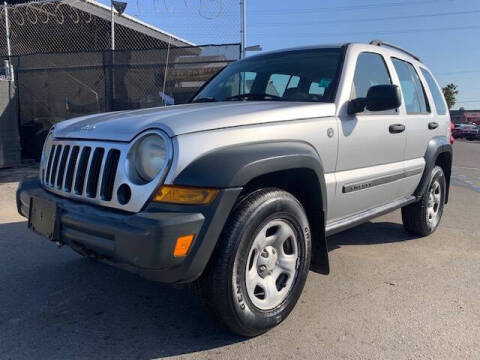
xmin=0 ymin=79 xmax=21 ymax=168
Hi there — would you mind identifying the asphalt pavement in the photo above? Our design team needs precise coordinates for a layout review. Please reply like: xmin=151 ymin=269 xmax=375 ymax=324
xmin=0 ymin=140 xmax=479 ymax=359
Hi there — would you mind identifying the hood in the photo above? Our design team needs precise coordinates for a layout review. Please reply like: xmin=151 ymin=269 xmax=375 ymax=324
xmin=54 ymin=101 xmax=336 ymax=142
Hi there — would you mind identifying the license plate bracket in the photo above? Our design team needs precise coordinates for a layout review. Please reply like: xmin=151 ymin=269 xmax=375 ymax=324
xmin=28 ymin=196 xmax=60 ymax=241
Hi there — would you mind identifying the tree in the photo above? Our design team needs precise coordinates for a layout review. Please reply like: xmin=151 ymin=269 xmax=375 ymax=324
xmin=442 ymin=83 xmax=458 ymax=109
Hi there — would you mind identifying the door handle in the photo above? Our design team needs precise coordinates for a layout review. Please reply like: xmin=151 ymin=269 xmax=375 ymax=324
xmin=428 ymin=122 xmax=439 ymax=130
xmin=389 ymin=123 xmax=405 ymax=134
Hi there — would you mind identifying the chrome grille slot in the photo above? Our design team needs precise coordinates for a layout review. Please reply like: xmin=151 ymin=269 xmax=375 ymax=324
xmin=56 ymin=145 xmax=70 ymax=188
xmin=49 ymin=145 xmax=62 ymax=186
xmin=74 ymin=147 xmax=91 ymax=195
xmin=86 ymin=148 xmax=105 ymax=198
xmin=100 ymin=149 xmax=120 ymax=201
xmin=45 ymin=144 xmax=56 ymax=184
xmin=64 ymin=146 xmax=80 ymax=192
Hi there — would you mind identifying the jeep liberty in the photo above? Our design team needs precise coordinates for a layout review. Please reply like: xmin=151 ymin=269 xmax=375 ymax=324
xmin=17 ymin=41 xmax=453 ymax=336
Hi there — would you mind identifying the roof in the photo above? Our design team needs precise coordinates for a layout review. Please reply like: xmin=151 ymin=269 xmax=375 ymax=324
xmin=68 ymin=0 xmax=195 ymax=48
xmin=246 ymin=44 xmax=344 ymax=59
xmin=247 ymin=42 xmax=421 ymax=64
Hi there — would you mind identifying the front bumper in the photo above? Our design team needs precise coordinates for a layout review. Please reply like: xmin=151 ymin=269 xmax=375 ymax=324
xmin=17 ymin=180 xmax=241 ymax=283
xmin=465 ymin=132 xmax=480 ymax=139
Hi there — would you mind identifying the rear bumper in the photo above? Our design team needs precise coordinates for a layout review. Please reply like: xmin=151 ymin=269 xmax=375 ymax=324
xmin=17 ymin=180 xmax=241 ymax=283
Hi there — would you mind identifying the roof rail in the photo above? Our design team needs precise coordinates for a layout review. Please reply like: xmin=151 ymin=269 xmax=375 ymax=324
xmin=369 ymin=40 xmax=421 ymax=62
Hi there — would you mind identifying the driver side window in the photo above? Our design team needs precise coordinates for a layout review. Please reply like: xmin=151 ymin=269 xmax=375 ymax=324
xmin=351 ymin=52 xmax=393 ymax=113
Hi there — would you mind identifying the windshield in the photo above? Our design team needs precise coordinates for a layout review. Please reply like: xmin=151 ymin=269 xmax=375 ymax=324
xmin=192 ymin=48 xmax=343 ymax=103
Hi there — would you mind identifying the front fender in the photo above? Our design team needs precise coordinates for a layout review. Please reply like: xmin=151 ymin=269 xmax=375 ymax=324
xmin=174 ymin=140 xmax=330 ymax=274
xmin=174 ymin=140 xmax=327 ymax=212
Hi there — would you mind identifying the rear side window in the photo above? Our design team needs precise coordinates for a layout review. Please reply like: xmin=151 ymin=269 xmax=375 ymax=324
xmin=352 ymin=52 xmax=392 ymax=99
xmin=420 ymin=68 xmax=447 ymax=115
xmin=392 ymin=58 xmax=430 ymax=114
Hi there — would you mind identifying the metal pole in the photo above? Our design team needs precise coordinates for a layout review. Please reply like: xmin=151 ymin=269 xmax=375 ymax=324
xmin=4 ymin=1 xmax=12 ymax=81
xmin=240 ymin=0 xmax=246 ymax=59
xmin=4 ymin=1 xmax=11 ymax=57
xmin=110 ymin=1 xmax=115 ymax=50
xmin=162 ymin=36 xmax=171 ymax=107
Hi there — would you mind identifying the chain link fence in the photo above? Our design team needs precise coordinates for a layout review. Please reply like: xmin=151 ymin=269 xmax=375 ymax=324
xmin=0 ymin=0 xmax=241 ymax=55
xmin=129 ymin=0 xmax=241 ymax=45
xmin=10 ymin=44 xmax=240 ymax=159
xmin=0 ymin=0 xmax=241 ymax=161
xmin=0 ymin=0 xmax=185 ymax=55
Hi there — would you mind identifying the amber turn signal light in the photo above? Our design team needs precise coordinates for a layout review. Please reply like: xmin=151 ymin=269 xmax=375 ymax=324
xmin=154 ymin=185 xmax=219 ymax=205
xmin=174 ymin=234 xmax=194 ymax=257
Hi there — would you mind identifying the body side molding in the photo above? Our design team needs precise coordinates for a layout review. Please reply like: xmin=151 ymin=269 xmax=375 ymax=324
xmin=343 ymin=168 xmax=423 ymax=194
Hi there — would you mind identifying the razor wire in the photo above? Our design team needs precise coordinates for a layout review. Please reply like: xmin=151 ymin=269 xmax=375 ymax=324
xmin=0 ymin=0 xmax=240 ymax=56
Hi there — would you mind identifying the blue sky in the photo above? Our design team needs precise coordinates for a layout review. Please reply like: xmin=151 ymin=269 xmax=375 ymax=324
xmin=99 ymin=0 xmax=480 ymax=110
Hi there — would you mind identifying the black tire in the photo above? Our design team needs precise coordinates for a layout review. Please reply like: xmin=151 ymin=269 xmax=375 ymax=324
xmin=402 ymin=165 xmax=446 ymax=236
xmin=197 ymin=188 xmax=311 ymax=337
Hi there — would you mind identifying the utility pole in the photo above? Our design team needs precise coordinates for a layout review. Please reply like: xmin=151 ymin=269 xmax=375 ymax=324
xmin=4 ymin=1 xmax=11 ymax=57
xmin=3 ymin=1 xmax=12 ymax=80
xmin=110 ymin=0 xmax=115 ymax=50
xmin=240 ymin=0 xmax=246 ymax=59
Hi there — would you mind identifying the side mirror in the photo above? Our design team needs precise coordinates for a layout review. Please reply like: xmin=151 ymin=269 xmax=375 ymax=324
xmin=347 ymin=84 xmax=402 ymax=115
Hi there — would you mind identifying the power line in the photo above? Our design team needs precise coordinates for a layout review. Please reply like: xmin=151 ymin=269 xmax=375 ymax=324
xmin=149 ymin=0 xmax=456 ymax=16
xmin=247 ymin=9 xmax=480 ymax=28
xmin=150 ymin=23 xmax=480 ymax=36
xmin=154 ymin=9 xmax=480 ymax=27
xmin=437 ymin=70 xmax=480 ymax=76
xmin=248 ymin=24 xmax=480 ymax=37
xmin=244 ymin=0 xmax=457 ymax=15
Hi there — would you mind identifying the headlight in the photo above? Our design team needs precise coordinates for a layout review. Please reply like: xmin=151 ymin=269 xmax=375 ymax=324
xmin=130 ymin=133 xmax=169 ymax=183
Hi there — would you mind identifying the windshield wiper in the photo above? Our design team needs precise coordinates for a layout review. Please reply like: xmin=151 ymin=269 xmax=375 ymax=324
xmin=224 ymin=93 xmax=283 ymax=101
xmin=192 ymin=97 xmax=217 ymax=103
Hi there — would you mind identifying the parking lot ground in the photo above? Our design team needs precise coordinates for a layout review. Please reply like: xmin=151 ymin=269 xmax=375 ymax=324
xmin=0 ymin=140 xmax=479 ymax=360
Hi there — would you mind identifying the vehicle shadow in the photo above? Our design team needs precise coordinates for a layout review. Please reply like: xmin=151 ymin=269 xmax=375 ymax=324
xmin=0 ymin=164 xmax=39 ymax=184
xmin=0 ymin=221 xmax=243 ymax=359
xmin=1 ymin=220 xmax=418 ymax=358
xmin=327 ymin=220 xmax=420 ymax=251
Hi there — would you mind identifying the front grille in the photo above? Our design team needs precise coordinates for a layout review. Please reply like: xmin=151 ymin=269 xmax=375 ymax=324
xmin=42 ymin=142 xmax=120 ymax=202
xmin=39 ymin=130 xmax=172 ymax=213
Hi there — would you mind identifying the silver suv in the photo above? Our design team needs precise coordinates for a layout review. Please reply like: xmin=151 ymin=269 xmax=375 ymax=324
xmin=17 ymin=41 xmax=453 ymax=336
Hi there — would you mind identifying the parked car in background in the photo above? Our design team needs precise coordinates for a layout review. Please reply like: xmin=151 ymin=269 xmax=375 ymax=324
xmin=465 ymin=125 xmax=480 ymax=141
xmin=453 ymin=123 xmax=479 ymax=139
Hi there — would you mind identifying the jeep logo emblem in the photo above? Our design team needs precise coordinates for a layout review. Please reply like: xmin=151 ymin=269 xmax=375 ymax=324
xmin=80 ymin=124 xmax=96 ymax=131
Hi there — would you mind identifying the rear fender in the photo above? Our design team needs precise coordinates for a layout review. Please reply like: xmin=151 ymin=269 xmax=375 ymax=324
xmin=415 ymin=136 xmax=452 ymax=203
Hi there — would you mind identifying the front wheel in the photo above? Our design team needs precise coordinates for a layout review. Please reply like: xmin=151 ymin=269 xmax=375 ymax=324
xmin=402 ymin=165 xmax=446 ymax=236
xmin=198 ymin=188 xmax=311 ymax=337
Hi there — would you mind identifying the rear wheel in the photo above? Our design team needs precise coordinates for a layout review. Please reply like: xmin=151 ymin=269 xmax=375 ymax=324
xmin=198 ymin=188 xmax=311 ymax=337
xmin=402 ymin=165 xmax=446 ymax=236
